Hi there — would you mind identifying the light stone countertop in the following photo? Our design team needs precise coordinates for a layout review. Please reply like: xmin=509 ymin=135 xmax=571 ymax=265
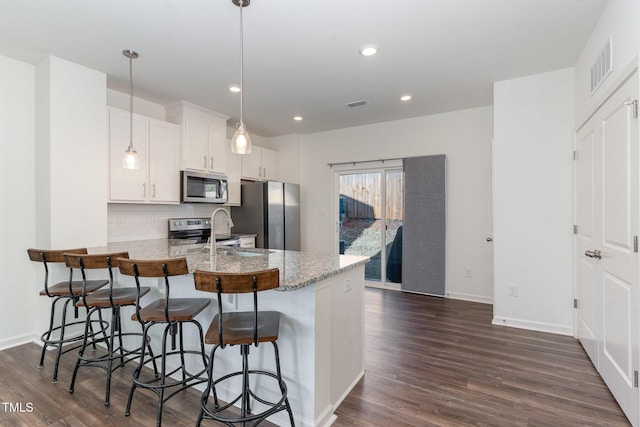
xmin=91 ymin=239 xmax=369 ymax=291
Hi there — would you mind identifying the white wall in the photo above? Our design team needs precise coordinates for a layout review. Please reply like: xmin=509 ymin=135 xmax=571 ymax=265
xmin=0 ymin=55 xmax=37 ymax=349
xmin=574 ymin=0 xmax=640 ymax=124
xmin=36 ymin=56 xmax=108 ymax=248
xmin=493 ymin=68 xmax=575 ymax=335
xmin=299 ymin=107 xmax=494 ymax=303
xmin=33 ymin=56 xmax=108 ymax=335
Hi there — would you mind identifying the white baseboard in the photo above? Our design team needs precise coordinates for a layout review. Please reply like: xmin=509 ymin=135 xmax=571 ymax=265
xmin=492 ymin=316 xmax=574 ymax=336
xmin=0 ymin=333 xmax=38 ymax=351
xmin=315 ymin=404 xmax=337 ymax=427
xmin=446 ymin=292 xmax=493 ymax=305
xmin=333 ymin=370 xmax=364 ymax=410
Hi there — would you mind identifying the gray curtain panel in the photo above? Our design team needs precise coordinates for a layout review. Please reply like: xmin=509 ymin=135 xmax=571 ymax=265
xmin=401 ymin=155 xmax=446 ymax=296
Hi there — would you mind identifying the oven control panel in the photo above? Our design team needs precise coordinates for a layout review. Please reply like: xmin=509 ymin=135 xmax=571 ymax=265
xmin=168 ymin=217 xmax=212 ymax=232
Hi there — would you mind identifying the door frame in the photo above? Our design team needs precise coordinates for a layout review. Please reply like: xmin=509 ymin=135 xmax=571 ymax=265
xmin=332 ymin=160 xmax=403 ymax=290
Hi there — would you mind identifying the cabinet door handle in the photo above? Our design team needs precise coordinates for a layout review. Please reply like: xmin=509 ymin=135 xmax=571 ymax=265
xmin=210 ymin=156 xmax=214 ymax=170
xmin=204 ymin=155 xmax=207 ymax=168
xmin=152 ymin=183 xmax=156 ymax=198
xmin=142 ymin=183 xmax=146 ymax=197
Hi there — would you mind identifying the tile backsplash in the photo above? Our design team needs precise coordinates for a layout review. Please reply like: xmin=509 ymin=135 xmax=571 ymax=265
xmin=108 ymin=203 xmax=229 ymax=242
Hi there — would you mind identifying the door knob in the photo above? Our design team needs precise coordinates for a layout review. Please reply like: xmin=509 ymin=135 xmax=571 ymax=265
xmin=486 ymin=237 xmax=493 ymax=242
xmin=584 ymin=250 xmax=602 ymax=259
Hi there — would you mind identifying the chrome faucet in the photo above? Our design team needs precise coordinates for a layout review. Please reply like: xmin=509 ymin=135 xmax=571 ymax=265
xmin=210 ymin=208 xmax=235 ymax=260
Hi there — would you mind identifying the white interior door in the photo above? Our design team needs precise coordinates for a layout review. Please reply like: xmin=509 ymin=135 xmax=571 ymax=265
xmin=575 ymin=121 xmax=599 ymax=364
xmin=575 ymin=70 xmax=639 ymax=425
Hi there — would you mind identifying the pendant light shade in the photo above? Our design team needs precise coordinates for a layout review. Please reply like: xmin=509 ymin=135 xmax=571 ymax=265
xmin=231 ymin=123 xmax=252 ymax=154
xmin=231 ymin=0 xmax=252 ymax=154
xmin=122 ymin=49 xmax=140 ymax=169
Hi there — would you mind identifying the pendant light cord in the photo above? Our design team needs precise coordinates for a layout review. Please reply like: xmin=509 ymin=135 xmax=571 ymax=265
xmin=128 ymin=51 xmax=134 ymax=151
xmin=239 ymin=0 xmax=244 ymax=127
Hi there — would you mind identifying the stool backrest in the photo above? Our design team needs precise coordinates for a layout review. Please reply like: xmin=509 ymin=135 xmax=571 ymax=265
xmin=193 ymin=269 xmax=280 ymax=294
xmin=117 ymin=257 xmax=189 ymax=323
xmin=193 ymin=268 xmax=280 ymax=346
xmin=64 ymin=252 xmax=129 ymax=307
xmin=27 ymin=248 xmax=88 ymax=297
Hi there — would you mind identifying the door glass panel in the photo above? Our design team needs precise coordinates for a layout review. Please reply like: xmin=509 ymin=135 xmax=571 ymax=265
xmin=339 ymin=172 xmax=382 ymax=281
xmin=385 ymin=171 xmax=404 ymax=284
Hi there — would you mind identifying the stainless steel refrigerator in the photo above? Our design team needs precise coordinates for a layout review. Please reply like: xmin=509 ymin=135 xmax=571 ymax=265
xmin=231 ymin=181 xmax=301 ymax=250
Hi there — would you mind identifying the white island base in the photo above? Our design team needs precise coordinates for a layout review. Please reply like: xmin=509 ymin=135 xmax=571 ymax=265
xmin=104 ymin=242 xmax=366 ymax=427
xmin=206 ymin=264 xmax=366 ymax=427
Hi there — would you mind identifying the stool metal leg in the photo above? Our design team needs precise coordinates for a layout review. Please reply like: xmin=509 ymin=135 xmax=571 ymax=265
xmin=125 ymin=321 xmax=153 ymax=418
xmin=51 ymin=297 xmax=74 ymax=383
xmin=272 ymin=341 xmax=295 ymax=426
xmin=39 ymin=296 xmax=63 ymax=369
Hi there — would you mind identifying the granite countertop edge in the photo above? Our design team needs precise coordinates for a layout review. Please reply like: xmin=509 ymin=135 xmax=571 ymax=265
xmin=92 ymin=238 xmax=369 ymax=292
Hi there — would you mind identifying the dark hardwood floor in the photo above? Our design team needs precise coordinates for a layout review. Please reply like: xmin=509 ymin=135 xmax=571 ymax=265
xmin=0 ymin=288 xmax=630 ymax=426
xmin=335 ymin=288 xmax=629 ymax=426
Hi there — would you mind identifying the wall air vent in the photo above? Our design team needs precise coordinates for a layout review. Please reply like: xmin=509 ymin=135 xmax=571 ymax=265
xmin=345 ymin=100 xmax=368 ymax=108
xmin=590 ymin=36 xmax=613 ymax=95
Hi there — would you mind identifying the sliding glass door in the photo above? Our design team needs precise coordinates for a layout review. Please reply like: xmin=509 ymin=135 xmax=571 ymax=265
xmin=336 ymin=167 xmax=404 ymax=288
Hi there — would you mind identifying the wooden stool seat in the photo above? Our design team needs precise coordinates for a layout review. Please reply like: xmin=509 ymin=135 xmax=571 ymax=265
xmin=76 ymin=286 xmax=151 ymax=308
xmin=132 ymin=297 xmax=210 ymax=322
xmin=205 ymin=311 xmax=280 ymax=345
xmin=40 ymin=279 xmax=111 ymax=297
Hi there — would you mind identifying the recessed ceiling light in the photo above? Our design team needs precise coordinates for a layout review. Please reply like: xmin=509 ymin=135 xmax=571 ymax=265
xmin=228 ymin=85 xmax=241 ymax=93
xmin=359 ymin=45 xmax=378 ymax=57
xmin=293 ymin=116 xmax=303 ymax=121
xmin=400 ymin=95 xmax=412 ymax=102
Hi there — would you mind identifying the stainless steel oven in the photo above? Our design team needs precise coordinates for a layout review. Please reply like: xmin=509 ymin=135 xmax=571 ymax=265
xmin=168 ymin=217 xmax=240 ymax=247
xmin=180 ymin=171 xmax=228 ymax=204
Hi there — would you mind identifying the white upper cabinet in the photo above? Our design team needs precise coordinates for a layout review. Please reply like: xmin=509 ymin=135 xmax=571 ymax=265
xmin=166 ymin=101 xmax=229 ymax=175
xmin=148 ymin=119 xmax=180 ymax=203
xmin=108 ymin=107 xmax=179 ymax=204
xmin=241 ymin=146 xmax=279 ymax=181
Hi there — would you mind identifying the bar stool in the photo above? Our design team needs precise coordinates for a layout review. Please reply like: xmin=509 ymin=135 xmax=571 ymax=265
xmin=117 ymin=257 xmax=210 ymax=427
xmin=27 ymin=248 xmax=109 ymax=383
xmin=193 ymin=268 xmax=295 ymax=426
xmin=63 ymin=251 xmax=157 ymax=407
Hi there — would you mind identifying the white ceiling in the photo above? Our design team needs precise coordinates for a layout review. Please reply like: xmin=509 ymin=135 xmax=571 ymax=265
xmin=0 ymin=0 xmax=606 ymax=137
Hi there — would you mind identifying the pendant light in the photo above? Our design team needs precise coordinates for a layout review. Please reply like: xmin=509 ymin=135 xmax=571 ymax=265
xmin=122 ymin=49 xmax=140 ymax=169
xmin=231 ymin=0 xmax=252 ymax=154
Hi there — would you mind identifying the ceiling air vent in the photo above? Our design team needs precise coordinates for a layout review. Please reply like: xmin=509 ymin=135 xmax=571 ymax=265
xmin=345 ymin=100 xmax=368 ymax=108
xmin=590 ymin=36 xmax=612 ymax=95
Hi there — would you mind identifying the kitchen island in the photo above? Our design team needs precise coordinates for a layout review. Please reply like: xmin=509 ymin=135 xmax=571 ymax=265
xmin=92 ymin=238 xmax=368 ymax=427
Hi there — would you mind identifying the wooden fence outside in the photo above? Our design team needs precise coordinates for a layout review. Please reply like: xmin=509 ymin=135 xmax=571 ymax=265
xmin=339 ymin=172 xmax=404 ymax=220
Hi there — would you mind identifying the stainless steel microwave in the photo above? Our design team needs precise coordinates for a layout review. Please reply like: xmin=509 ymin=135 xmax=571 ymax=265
xmin=180 ymin=171 xmax=228 ymax=204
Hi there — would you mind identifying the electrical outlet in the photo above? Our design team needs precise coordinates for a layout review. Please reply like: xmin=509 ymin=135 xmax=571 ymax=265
xmin=464 ymin=269 xmax=472 ymax=278
xmin=344 ymin=279 xmax=352 ymax=292
xmin=508 ymin=284 xmax=519 ymax=297
xmin=227 ymin=294 xmax=235 ymax=304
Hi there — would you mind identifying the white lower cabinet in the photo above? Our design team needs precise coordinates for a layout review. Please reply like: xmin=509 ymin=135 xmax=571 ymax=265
xmin=108 ymin=107 xmax=180 ymax=203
